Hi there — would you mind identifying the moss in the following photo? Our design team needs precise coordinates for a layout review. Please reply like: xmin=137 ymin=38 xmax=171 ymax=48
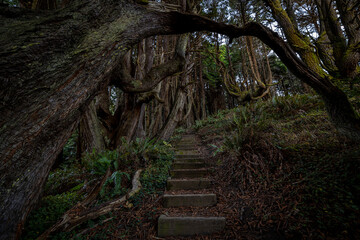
xmin=21 ymin=42 xmax=40 ymax=49
xmin=77 ymin=13 xmax=140 ymax=59
xmin=132 ymin=79 xmax=143 ymax=88
xmin=21 ymin=192 xmax=82 ymax=240
xmin=135 ymin=0 xmax=149 ymax=4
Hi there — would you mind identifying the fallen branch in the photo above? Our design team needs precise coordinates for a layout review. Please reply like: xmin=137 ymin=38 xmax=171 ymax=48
xmin=38 ymin=169 xmax=143 ymax=239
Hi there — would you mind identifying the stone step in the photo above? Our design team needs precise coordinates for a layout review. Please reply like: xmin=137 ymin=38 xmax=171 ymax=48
xmin=176 ymin=150 xmax=199 ymax=155
xmin=175 ymin=154 xmax=202 ymax=159
xmin=167 ymin=178 xmax=212 ymax=190
xmin=174 ymin=158 xmax=204 ymax=163
xmin=176 ymin=145 xmax=198 ymax=150
xmin=180 ymin=136 xmax=196 ymax=140
xmin=170 ymin=169 xmax=208 ymax=178
xmin=179 ymin=138 xmax=196 ymax=141
xmin=178 ymin=140 xmax=196 ymax=144
xmin=176 ymin=142 xmax=198 ymax=146
xmin=172 ymin=162 xmax=205 ymax=169
xmin=158 ymin=215 xmax=226 ymax=237
xmin=163 ymin=194 xmax=217 ymax=207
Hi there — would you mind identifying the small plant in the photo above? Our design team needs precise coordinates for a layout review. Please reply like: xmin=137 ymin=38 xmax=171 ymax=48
xmin=174 ymin=127 xmax=186 ymax=134
xmin=100 ymin=171 xmax=130 ymax=199
xmin=193 ymin=119 xmax=206 ymax=130
xmin=140 ymin=141 xmax=174 ymax=194
xmin=62 ymin=130 xmax=78 ymax=165
xmin=22 ymin=192 xmax=81 ymax=240
xmin=82 ymin=149 xmax=119 ymax=175
xmin=208 ymin=144 xmax=224 ymax=156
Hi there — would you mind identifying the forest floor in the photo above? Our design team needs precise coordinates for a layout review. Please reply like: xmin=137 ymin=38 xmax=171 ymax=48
xmin=22 ymin=94 xmax=360 ymax=239
xmin=78 ymin=95 xmax=360 ymax=239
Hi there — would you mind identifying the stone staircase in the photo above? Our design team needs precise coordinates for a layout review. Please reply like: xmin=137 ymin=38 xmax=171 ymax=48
xmin=157 ymin=135 xmax=225 ymax=237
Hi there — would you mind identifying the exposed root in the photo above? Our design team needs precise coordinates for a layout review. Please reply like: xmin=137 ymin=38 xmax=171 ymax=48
xmin=38 ymin=169 xmax=142 ymax=239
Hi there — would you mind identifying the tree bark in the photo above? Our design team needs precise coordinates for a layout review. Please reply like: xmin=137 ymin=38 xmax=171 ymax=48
xmin=79 ymin=100 xmax=106 ymax=154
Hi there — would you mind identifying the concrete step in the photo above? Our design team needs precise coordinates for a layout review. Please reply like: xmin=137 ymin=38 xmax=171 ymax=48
xmin=172 ymin=162 xmax=205 ymax=169
xmin=177 ymin=142 xmax=197 ymax=146
xmin=163 ymin=194 xmax=217 ymax=207
xmin=178 ymin=140 xmax=197 ymax=144
xmin=170 ymin=169 xmax=208 ymax=178
xmin=158 ymin=215 xmax=226 ymax=237
xmin=175 ymin=154 xmax=202 ymax=159
xmin=179 ymin=138 xmax=196 ymax=142
xmin=167 ymin=178 xmax=212 ymax=190
xmin=180 ymin=135 xmax=195 ymax=138
xmin=180 ymin=136 xmax=196 ymax=140
xmin=176 ymin=145 xmax=198 ymax=150
xmin=176 ymin=143 xmax=198 ymax=146
xmin=174 ymin=158 xmax=204 ymax=163
xmin=175 ymin=150 xmax=200 ymax=156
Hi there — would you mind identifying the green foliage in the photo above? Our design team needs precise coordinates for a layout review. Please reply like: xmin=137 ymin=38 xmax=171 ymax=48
xmin=123 ymin=141 xmax=173 ymax=211
xmin=127 ymin=137 xmax=156 ymax=156
xmin=21 ymin=192 xmax=81 ymax=240
xmin=109 ymin=86 xmax=122 ymax=115
xmin=135 ymin=0 xmax=149 ymax=4
xmin=202 ymin=44 xmax=229 ymax=88
xmin=140 ymin=141 xmax=174 ymax=194
xmin=2 ymin=0 xmax=19 ymax=7
xmin=100 ymin=171 xmax=130 ymax=199
xmin=23 ymin=138 xmax=174 ymax=239
xmin=194 ymin=93 xmax=359 ymax=238
xmin=268 ymin=54 xmax=305 ymax=95
xmin=333 ymin=76 xmax=360 ymax=112
xmin=289 ymin=151 xmax=360 ymax=237
xmin=82 ymin=149 xmax=119 ymax=175
xmin=141 ymin=157 xmax=172 ymax=194
xmin=193 ymin=109 xmax=232 ymax=131
xmin=115 ymin=137 xmax=160 ymax=168
xmin=174 ymin=127 xmax=186 ymax=135
xmin=45 ymin=166 xmax=83 ymax=196
xmin=222 ymin=94 xmax=325 ymax=152
xmin=208 ymin=144 xmax=224 ymax=156
xmin=62 ymin=130 xmax=78 ymax=165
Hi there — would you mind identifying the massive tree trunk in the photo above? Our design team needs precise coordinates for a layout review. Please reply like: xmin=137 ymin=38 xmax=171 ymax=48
xmin=0 ymin=1 xmax=359 ymax=239
xmin=0 ymin=2 xmax=193 ymax=238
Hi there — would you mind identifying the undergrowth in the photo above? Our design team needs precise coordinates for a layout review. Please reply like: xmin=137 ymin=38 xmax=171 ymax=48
xmin=22 ymin=137 xmax=174 ymax=240
xmin=196 ymin=94 xmax=360 ymax=239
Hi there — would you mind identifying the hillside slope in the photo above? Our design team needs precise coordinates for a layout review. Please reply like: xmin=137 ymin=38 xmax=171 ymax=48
xmin=193 ymin=94 xmax=359 ymax=239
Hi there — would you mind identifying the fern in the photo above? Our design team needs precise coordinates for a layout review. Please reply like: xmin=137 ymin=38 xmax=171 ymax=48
xmin=100 ymin=171 xmax=130 ymax=198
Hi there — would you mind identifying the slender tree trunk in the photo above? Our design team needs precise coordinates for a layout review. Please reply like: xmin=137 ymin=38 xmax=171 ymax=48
xmin=199 ymin=53 xmax=207 ymax=119
xmin=157 ymin=79 xmax=187 ymax=139
xmin=79 ymin=100 xmax=106 ymax=154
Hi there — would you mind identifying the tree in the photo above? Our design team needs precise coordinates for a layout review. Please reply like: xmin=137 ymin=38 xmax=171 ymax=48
xmin=1 ymin=0 xmax=359 ymax=239
xmin=260 ymin=0 xmax=360 ymax=138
